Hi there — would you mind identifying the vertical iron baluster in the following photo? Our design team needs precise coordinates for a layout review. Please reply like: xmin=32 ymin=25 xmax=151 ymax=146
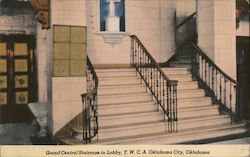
xmin=219 ymin=75 xmax=222 ymax=102
xmin=229 ymin=82 xmax=232 ymax=123
xmin=163 ymin=79 xmax=166 ymax=122
xmin=169 ymin=83 xmax=172 ymax=132
xmin=215 ymin=70 xmax=218 ymax=99
xmin=208 ymin=65 xmax=210 ymax=88
xmin=212 ymin=67 xmax=215 ymax=96
xmin=167 ymin=82 xmax=170 ymax=130
xmin=201 ymin=58 xmax=204 ymax=80
xmin=130 ymin=38 xmax=134 ymax=67
xmin=156 ymin=71 xmax=159 ymax=111
xmin=159 ymin=74 xmax=162 ymax=110
xmin=205 ymin=62 xmax=207 ymax=85
xmin=224 ymin=78 xmax=227 ymax=110
xmin=153 ymin=66 xmax=156 ymax=96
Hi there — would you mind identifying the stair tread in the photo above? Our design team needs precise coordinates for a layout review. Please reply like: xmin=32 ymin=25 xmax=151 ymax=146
xmin=94 ymin=123 xmax=246 ymax=144
xmin=99 ymin=111 xmax=159 ymax=119
xmin=99 ymin=100 xmax=153 ymax=106
xmin=98 ymin=92 xmax=150 ymax=98
xmin=98 ymin=114 xmax=229 ymax=133
xmin=96 ymin=68 xmax=135 ymax=72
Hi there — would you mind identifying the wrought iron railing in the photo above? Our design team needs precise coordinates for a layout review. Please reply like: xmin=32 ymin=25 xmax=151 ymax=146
xmin=81 ymin=56 xmax=99 ymax=143
xmin=190 ymin=43 xmax=240 ymax=123
xmin=175 ymin=11 xmax=240 ymax=123
xmin=130 ymin=35 xmax=178 ymax=132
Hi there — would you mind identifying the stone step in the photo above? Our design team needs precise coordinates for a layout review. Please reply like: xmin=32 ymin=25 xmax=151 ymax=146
xmin=105 ymin=124 xmax=247 ymax=145
xmin=98 ymin=93 xmax=151 ymax=105
xmin=178 ymin=97 xmax=212 ymax=108
xmin=177 ymin=81 xmax=198 ymax=90
xmin=99 ymin=77 xmax=141 ymax=86
xmin=161 ymin=67 xmax=191 ymax=75
xmin=98 ymin=85 xmax=146 ymax=95
xmin=170 ymin=63 xmax=191 ymax=68
xmin=96 ymin=68 xmax=134 ymax=73
xmin=178 ymin=105 xmax=219 ymax=119
xmin=167 ymin=74 xmax=192 ymax=81
xmin=99 ymin=112 xmax=163 ymax=129
xmin=97 ymin=71 xmax=136 ymax=78
xmin=178 ymin=89 xmax=205 ymax=99
xmin=94 ymin=115 xmax=229 ymax=142
xmin=171 ymin=60 xmax=191 ymax=65
xmin=98 ymin=102 xmax=156 ymax=117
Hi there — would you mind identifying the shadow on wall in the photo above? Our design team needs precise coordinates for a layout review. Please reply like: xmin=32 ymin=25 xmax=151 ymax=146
xmin=0 ymin=0 xmax=32 ymax=15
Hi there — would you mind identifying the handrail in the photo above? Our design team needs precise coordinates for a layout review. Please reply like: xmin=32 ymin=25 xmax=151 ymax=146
xmin=176 ymin=12 xmax=197 ymax=29
xmin=80 ymin=56 xmax=99 ymax=143
xmin=190 ymin=43 xmax=237 ymax=84
xmin=190 ymin=42 xmax=240 ymax=122
xmin=130 ymin=35 xmax=178 ymax=132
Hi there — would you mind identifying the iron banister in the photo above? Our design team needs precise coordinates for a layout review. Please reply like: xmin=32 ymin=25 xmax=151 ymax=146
xmin=80 ymin=56 xmax=99 ymax=143
xmin=190 ymin=42 xmax=238 ymax=84
xmin=130 ymin=35 xmax=178 ymax=132
xmin=130 ymin=35 xmax=178 ymax=83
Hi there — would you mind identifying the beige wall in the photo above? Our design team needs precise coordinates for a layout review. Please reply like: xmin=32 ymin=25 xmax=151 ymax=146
xmin=175 ymin=0 xmax=196 ymax=25
xmin=87 ymin=0 xmax=175 ymax=64
xmin=197 ymin=0 xmax=236 ymax=79
xmin=48 ymin=0 xmax=87 ymax=134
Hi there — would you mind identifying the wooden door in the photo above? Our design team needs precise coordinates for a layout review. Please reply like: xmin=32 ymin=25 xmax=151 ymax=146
xmin=0 ymin=35 xmax=37 ymax=123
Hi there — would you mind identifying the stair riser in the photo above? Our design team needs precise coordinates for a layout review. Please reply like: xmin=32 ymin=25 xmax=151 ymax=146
xmin=97 ymin=72 xmax=136 ymax=77
xmin=99 ymin=105 xmax=157 ymax=116
xmin=178 ymin=101 xmax=212 ymax=109
xmin=98 ymin=95 xmax=152 ymax=104
xmin=96 ymin=69 xmax=135 ymax=72
xmin=178 ymin=118 xmax=229 ymax=130
xmin=98 ymin=87 xmax=146 ymax=95
xmin=99 ymin=114 xmax=163 ymax=128
xmin=179 ymin=109 xmax=219 ymax=119
xmin=99 ymin=79 xmax=141 ymax=85
xmin=177 ymin=84 xmax=198 ymax=90
xmin=97 ymin=118 xmax=229 ymax=141
xmin=162 ymin=69 xmax=191 ymax=75
xmin=178 ymin=91 xmax=205 ymax=99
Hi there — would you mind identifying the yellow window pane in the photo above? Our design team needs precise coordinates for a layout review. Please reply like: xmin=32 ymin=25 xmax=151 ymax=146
xmin=0 ymin=59 xmax=7 ymax=72
xmin=0 ymin=43 xmax=7 ymax=56
xmin=70 ymin=60 xmax=86 ymax=76
xmin=16 ymin=91 xmax=28 ymax=104
xmin=15 ymin=59 xmax=28 ymax=72
xmin=0 ymin=92 xmax=7 ymax=105
xmin=54 ymin=26 xmax=70 ymax=42
xmin=0 ymin=76 xmax=7 ymax=89
xmin=70 ymin=43 xmax=86 ymax=60
xmin=70 ymin=27 xmax=86 ymax=43
xmin=53 ymin=43 xmax=70 ymax=59
xmin=14 ymin=43 xmax=27 ymax=56
xmin=15 ymin=75 xmax=28 ymax=88
xmin=53 ymin=60 xmax=69 ymax=76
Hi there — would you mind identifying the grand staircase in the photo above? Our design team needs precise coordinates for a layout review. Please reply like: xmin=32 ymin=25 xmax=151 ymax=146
xmin=58 ymin=11 xmax=249 ymax=144
xmin=58 ymin=67 xmax=248 ymax=145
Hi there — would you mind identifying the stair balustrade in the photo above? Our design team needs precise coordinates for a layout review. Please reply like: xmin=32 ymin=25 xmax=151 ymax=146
xmin=172 ymin=10 xmax=240 ymax=123
xmin=81 ymin=56 xmax=99 ymax=143
xmin=190 ymin=43 xmax=240 ymax=123
xmin=130 ymin=35 xmax=178 ymax=132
